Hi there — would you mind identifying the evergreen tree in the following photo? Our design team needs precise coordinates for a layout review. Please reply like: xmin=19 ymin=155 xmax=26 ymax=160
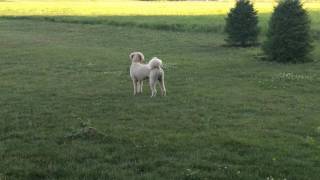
xmin=225 ymin=0 xmax=259 ymax=46
xmin=263 ymin=0 xmax=313 ymax=63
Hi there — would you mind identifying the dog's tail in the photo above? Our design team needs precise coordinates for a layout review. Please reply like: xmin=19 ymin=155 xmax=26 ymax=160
xmin=148 ymin=57 xmax=162 ymax=69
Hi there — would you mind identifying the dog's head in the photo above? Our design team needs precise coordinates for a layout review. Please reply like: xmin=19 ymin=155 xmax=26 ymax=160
xmin=129 ymin=52 xmax=145 ymax=63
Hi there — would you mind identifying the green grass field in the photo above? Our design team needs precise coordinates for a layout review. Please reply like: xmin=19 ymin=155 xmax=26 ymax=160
xmin=1 ymin=0 xmax=320 ymax=179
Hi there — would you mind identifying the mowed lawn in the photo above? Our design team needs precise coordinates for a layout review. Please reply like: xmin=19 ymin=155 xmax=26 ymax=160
xmin=1 ymin=1 xmax=320 ymax=180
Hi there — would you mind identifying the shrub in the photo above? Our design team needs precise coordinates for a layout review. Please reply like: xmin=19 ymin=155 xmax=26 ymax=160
xmin=263 ymin=0 xmax=313 ymax=63
xmin=225 ymin=0 xmax=259 ymax=46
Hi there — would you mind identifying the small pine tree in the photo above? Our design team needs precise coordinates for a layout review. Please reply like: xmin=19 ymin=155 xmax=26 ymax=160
xmin=263 ymin=0 xmax=313 ymax=63
xmin=225 ymin=0 xmax=259 ymax=46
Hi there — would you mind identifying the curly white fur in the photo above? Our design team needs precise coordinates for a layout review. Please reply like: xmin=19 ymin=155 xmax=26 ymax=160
xmin=129 ymin=52 xmax=166 ymax=97
xmin=148 ymin=57 xmax=162 ymax=69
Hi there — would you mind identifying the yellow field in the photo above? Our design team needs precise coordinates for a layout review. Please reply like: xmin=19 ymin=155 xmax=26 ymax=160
xmin=0 ymin=0 xmax=319 ymax=16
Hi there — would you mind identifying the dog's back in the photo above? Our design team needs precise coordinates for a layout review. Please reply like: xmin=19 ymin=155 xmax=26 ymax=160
xmin=130 ymin=63 xmax=150 ymax=81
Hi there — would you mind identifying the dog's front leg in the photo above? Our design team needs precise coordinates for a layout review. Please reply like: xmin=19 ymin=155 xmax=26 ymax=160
xmin=132 ymin=79 xmax=138 ymax=96
xmin=136 ymin=81 xmax=141 ymax=94
xmin=140 ymin=81 xmax=143 ymax=93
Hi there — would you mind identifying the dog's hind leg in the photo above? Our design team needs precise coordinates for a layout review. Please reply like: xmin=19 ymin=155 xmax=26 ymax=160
xmin=159 ymin=81 xmax=166 ymax=96
xmin=159 ymin=74 xmax=166 ymax=96
xmin=149 ymin=80 xmax=157 ymax=97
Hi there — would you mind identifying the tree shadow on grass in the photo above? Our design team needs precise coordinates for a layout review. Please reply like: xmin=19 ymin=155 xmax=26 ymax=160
xmin=0 ymin=15 xmax=227 ymax=33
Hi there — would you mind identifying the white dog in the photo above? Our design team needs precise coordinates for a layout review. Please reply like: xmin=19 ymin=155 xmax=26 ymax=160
xmin=129 ymin=52 xmax=166 ymax=97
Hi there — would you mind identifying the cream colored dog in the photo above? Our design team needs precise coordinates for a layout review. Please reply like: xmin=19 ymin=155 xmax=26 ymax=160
xmin=129 ymin=52 xmax=166 ymax=97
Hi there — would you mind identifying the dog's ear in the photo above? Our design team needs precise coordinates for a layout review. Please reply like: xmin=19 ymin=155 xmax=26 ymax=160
xmin=137 ymin=52 xmax=145 ymax=62
xmin=129 ymin=52 xmax=135 ymax=61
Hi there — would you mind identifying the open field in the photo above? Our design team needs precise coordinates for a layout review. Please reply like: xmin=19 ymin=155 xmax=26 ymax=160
xmin=1 ymin=0 xmax=320 ymax=179
xmin=1 ymin=0 xmax=320 ymax=33
xmin=1 ymin=0 xmax=320 ymax=16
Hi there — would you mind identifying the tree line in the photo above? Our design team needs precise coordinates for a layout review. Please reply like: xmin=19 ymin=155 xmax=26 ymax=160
xmin=225 ymin=0 xmax=313 ymax=63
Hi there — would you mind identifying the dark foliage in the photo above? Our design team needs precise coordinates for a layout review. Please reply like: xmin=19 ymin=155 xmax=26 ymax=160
xmin=263 ymin=0 xmax=313 ymax=63
xmin=225 ymin=0 xmax=259 ymax=46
